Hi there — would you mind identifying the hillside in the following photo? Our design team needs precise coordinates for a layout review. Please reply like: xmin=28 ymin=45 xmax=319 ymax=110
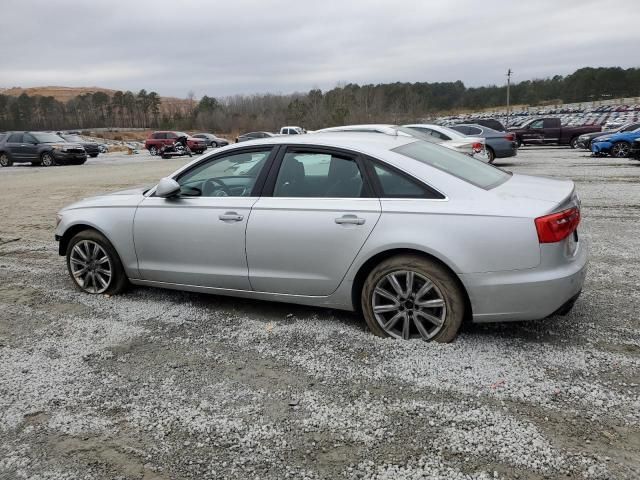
xmin=0 ymin=85 xmax=192 ymax=112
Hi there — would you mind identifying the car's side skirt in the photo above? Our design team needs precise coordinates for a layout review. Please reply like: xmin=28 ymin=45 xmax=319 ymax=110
xmin=129 ymin=278 xmax=355 ymax=311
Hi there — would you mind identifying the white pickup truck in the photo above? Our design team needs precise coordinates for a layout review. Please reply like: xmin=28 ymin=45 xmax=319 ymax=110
xmin=280 ymin=126 xmax=305 ymax=135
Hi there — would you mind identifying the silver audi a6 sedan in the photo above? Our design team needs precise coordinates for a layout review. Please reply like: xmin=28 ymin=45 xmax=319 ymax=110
xmin=55 ymin=133 xmax=587 ymax=342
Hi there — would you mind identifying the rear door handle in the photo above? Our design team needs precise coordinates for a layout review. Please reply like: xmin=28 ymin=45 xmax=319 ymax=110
xmin=335 ymin=215 xmax=365 ymax=225
xmin=219 ymin=211 xmax=244 ymax=222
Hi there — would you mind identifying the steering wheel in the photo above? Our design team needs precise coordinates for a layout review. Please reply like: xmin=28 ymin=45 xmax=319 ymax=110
xmin=202 ymin=178 xmax=231 ymax=197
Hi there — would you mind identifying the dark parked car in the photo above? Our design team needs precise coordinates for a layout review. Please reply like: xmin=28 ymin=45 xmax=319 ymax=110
xmin=459 ymin=118 xmax=506 ymax=132
xmin=0 ymin=131 xmax=86 ymax=167
xmin=58 ymin=133 xmax=101 ymax=157
xmin=509 ymin=118 xmax=601 ymax=148
xmin=235 ymin=131 xmax=275 ymax=143
xmin=144 ymin=131 xmax=207 ymax=156
xmin=192 ymin=133 xmax=229 ymax=148
xmin=630 ymin=139 xmax=640 ymax=160
xmin=575 ymin=122 xmax=640 ymax=149
xmin=450 ymin=124 xmax=517 ymax=163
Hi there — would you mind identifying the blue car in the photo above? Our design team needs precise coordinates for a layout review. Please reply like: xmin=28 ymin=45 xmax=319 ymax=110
xmin=591 ymin=128 xmax=640 ymax=157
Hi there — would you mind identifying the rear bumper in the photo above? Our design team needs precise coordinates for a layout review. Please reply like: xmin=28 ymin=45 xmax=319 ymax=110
xmin=461 ymin=238 xmax=588 ymax=323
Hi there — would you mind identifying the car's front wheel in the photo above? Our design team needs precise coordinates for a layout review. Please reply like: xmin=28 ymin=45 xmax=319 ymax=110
xmin=66 ymin=230 xmax=127 ymax=295
xmin=361 ymin=255 xmax=464 ymax=342
xmin=569 ymin=137 xmax=579 ymax=149
xmin=611 ymin=141 xmax=631 ymax=158
xmin=41 ymin=152 xmax=56 ymax=167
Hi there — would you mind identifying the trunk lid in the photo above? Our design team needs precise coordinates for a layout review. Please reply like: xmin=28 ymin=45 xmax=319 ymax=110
xmin=492 ymin=173 xmax=577 ymax=212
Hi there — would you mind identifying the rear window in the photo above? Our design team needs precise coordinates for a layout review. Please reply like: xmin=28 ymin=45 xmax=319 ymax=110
xmin=391 ymin=141 xmax=510 ymax=189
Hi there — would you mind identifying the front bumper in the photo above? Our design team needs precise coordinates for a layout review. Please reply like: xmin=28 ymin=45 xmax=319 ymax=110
xmin=52 ymin=150 xmax=87 ymax=164
xmin=591 ymin=141 xmax=612 ymax=154
xmin=461 ymin=237 xmax=588 ymax=323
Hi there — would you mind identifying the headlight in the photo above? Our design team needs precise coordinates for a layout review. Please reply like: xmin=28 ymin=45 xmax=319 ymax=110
xmin=56 ymin=213 xmax=63 ymax=227
xmin=596 ymin=137 xmax=611 ymax=142
xmin=578 ymin=135 xmax=587 ymax=141
xmin=51 ymin=144 xmax=68 ymax=151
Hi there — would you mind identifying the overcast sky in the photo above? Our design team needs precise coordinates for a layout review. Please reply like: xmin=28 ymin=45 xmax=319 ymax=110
xmin=1 ymin=0 xmax=639 ymax=99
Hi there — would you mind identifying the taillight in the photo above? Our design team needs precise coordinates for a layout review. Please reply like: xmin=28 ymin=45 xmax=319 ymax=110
xmin=472 ymin=142 xmax=483 ymax=153
xmin=535 ymin=207 xmax=580 ymax=243
xmin=504 ymin=133 xmax=515 ymax=141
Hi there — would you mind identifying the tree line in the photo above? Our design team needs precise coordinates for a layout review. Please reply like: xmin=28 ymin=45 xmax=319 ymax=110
xmin=1 ymin=67 xmax=638 ymax=134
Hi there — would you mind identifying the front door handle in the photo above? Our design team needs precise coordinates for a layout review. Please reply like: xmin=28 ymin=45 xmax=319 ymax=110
xmin=335 ymin=215 xmax=365 ymax=225
xmin=219 ymin=212 xmax=244 ymax=222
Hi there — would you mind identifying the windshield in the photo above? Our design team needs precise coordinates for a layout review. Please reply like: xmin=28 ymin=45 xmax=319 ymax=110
xmin=32 ymin=132 xmax=65 ymax=143
xmin=61 ymin=135 xmax=84 ymax=142
xmin=175 ymin=132 xmax=188 ymax=138
xmin=392 ymin=140 xmax=511 ymax=189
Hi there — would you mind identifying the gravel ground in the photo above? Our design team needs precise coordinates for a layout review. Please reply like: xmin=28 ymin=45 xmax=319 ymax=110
xmin=0 ymin=148 xmax=639 ymax=479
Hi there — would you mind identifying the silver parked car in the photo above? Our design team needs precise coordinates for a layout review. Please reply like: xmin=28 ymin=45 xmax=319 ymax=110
xmin=55 ymin=133 xmax=587 ymax=342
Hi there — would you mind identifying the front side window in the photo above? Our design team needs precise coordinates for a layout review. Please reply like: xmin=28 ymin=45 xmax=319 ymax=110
xmin=176 ymin=149 xmax=272 ymax=197
xmin=274 ymin=151 xmax=364 ymax=198
xmin=372 ymin=162 xmax=443 ymax=199
xmin=23 ymin=133 xmax=37 ymax=144
xmin=530 ymin=120 xmax=544 ymax=129
xmin=153 ymin=132 xmax=165 ymax=139
xmin=392 ymin=140 xmax=510 ymax=190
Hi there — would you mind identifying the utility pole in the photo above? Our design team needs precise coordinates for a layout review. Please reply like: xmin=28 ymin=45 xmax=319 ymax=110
xmin=506 ymin=68 xmax=512 ymax=128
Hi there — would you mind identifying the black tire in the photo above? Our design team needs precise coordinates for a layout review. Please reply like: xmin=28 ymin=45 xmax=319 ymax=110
xmin=569 ymin=137 xmax=579 ymax=149
xmin=611 ymin=141 xmax=631 ymax=158
xmin=90 ymin=153 xmax=98 ymax=158
xmin=40 ymin=152 xmax=56 ymax=167
xmin=66 ymin=229 xmax=127 ymax=295
xmin=72 ymin=159 xmax=87 ymax=165
xmin=149 ymin=146 xmax=158 ymax=156
xmin=516 ymin=138 xmax=523 ymax=148
xmin=486 ymin=146 xmax=496 ymax=164
xmin=361 ymin=255 xmax=465 ymax=343
xmin=0 ymin=152 xmax=12 ymax=167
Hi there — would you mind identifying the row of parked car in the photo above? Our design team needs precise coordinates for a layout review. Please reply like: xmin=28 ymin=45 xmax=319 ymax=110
xmin=0 ymin=131 xmax=108 ymax=167
xmin=574 ymin=122 xmax=640 ymax=158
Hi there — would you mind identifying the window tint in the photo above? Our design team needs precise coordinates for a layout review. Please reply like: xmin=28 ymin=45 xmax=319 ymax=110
xmin=372 ymin=162 xmax=443 ymax=199
xmin=466 ymin=126 xmax=482 ymax=136
xmin=530 ymin=120 xmax=544 ymax=129
xmin=7 ymin=133 xmax=23 ymax=143
xmin=451 ymin=126 xmax=472 ymax=135
xmin=274 ymin=151 xmax=364 ymax=198
xmin=176 ymin=149 xmax=271 ymax=197
xmin=23 ymin=133 xmax=37 ymax=144
xmin=409 ymin=127 xmax=451 ymax=141
xmin=392 ymin=140 xmax=510 ymax=190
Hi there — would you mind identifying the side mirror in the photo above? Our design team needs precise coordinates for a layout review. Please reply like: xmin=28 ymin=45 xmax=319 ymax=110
xmin=156 ymin=177 xmax=181 ymax=198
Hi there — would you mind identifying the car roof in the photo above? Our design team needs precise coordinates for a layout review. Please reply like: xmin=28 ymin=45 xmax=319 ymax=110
xmin=225 ymin=131 xmax=418 ymax=155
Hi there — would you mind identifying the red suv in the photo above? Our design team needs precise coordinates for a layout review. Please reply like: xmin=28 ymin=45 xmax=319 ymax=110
xmin=145 ymin=131 xmax=207 ymax=155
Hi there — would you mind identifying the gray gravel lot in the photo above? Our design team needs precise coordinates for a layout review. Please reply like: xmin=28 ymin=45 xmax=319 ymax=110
xmin=0 ymin=148 xmax=639 ymax=479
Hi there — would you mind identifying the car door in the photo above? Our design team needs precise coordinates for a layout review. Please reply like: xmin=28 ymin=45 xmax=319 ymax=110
xmin=5 ymin=133 xmax=25 ymax=160
xmin=133 ymin=147 xmax=276 ymax=289
xmin=22 ymin=133 xmax=40 ymax=161
xmin=246 ymin=146 xmax=381 ymax=296
xmin=523 ymin=119 xmax=545 ymax=144
xmin=542 ymin=118 xmax=561 ymax=144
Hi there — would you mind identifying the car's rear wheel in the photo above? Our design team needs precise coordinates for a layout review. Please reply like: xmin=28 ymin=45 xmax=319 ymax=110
xmin=41 ymin=152 xmax=55 ymax=167
xmin=149 ymin=146 xmax=158 ymax=156
xmin=66 ymin=230 xmax=127 ymax=295
xmin=486 ymin=146 xmax=495 ymax=164
xmin=90 ymin=153 xmax=98 ymax=158
xmin=0 ymin=153 xmax=12 ymax=167
xmin=361 ymin=255 xmax=464 ymax=343
xmin=611 ymin=141 xmax=631 ymax=158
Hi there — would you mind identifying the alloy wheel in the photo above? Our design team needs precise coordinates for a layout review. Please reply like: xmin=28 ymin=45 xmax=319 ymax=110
xmin=69 ymin=240 xmax=112 ymax=294
xmin=150 ymin=146 xmax=158 ymax=156
xmin=612 ymin=142 xmax=630 ymax=158
xmin=41 ymin=153 xmax=54 ymax=166
xmin=0 ymin=154 xmax=10 ymax=167
xmin=371 ymin=270 xmax=446 ymax=341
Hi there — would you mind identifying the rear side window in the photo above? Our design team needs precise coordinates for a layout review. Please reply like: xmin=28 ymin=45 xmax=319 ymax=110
xmin=392 ymin=141 xmax=510 ymax=190
xmin=274 ymin=151 xmax=365 ymax=198
xmin=372 ymin=162 xmax=443 ymax=199
xmin=153 ymin=132 xmax=165 ymax=139
xmin=7 ymin=133 xmax=23 ymax=143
